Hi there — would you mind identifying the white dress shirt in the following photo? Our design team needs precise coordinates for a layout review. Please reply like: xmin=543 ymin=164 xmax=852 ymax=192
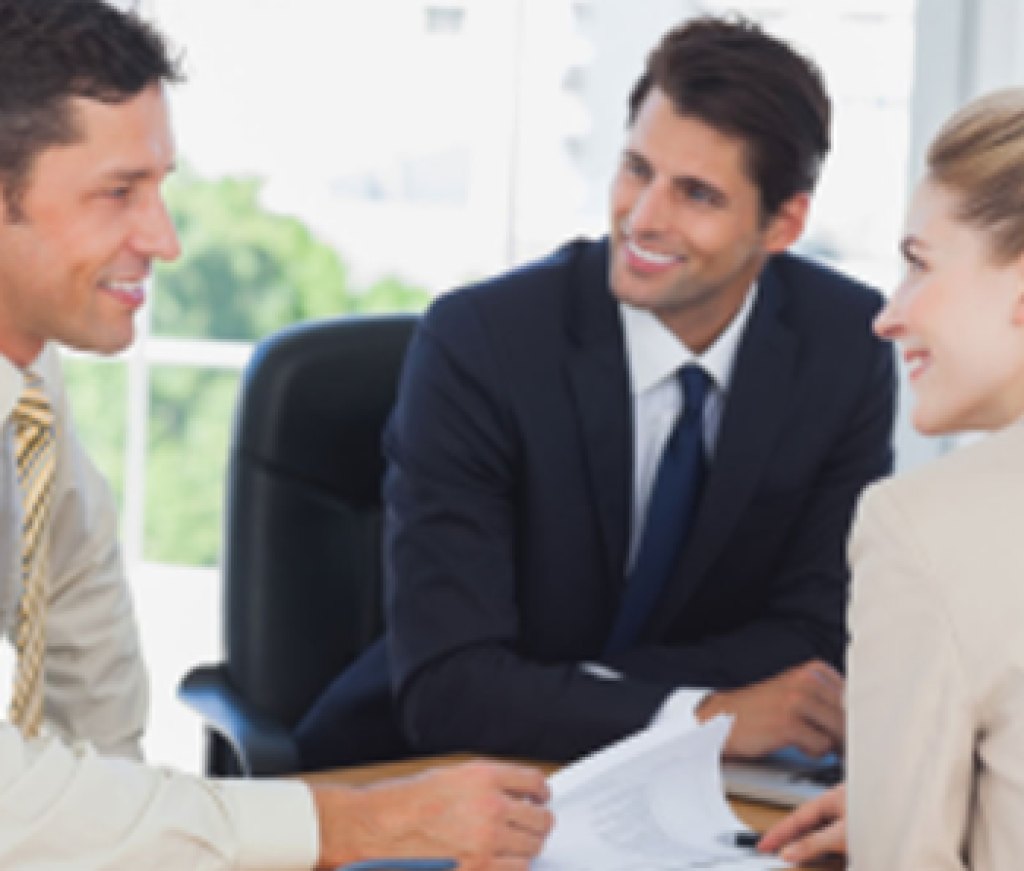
xmin=595 ymin=286 xmax=757 ymax=722
xmin=0 ymin=345 xmax=319 ymax=870
xmin=619 ymin=287 xmax=755 ymax=569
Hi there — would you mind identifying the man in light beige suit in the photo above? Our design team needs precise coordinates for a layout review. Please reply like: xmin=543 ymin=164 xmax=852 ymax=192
xmin=0 ymin=1 xmax=551 ymax=868
xmin=760 ymin=89 xmax=1024 ymax=870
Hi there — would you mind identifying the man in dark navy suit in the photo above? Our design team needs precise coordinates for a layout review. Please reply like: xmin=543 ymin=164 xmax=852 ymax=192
xmin=297 ymin=16 xmax=895 ymax=767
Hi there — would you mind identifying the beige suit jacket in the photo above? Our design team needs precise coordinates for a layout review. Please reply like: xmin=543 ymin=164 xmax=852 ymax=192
xmin=848 ymin=421 xmax=1024 ymax=871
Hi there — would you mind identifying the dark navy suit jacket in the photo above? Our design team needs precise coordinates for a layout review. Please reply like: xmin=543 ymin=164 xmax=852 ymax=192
xmin=296 ymin=237 xmax=896 ymax=767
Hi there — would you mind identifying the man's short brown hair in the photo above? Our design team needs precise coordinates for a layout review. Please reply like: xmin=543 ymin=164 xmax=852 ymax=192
xmin=0 ymin=0 xmax=181 ymax=218
xmin=629 ymin=16 xmax=830 ymax=218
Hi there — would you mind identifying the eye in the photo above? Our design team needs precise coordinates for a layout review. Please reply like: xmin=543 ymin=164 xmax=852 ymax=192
xmin=621 ymin=153 xmax=651 ymax=182
xmin=679 ymin=178 xmax=723 ymax=207
xmin=98 ymin=183 xmax=137 ymax=205
xmin=903 ymin=252 xmax=928 ymax=274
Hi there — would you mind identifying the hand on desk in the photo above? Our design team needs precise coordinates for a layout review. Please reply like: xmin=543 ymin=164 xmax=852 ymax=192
xmin=696 ymin=659 xmax=844 ymax=759
xmin=310 ymin=760 xmax=553 ymax=870
xmin=758 ymin=783 xmax=847 ymax=864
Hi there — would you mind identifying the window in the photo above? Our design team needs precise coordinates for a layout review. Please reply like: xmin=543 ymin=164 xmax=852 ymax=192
xmin=424 ymin=4 xmax=465 ymax=34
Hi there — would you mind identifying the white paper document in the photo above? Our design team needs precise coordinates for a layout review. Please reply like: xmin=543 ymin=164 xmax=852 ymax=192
xmin=534 ymin=716 xmax=789 ymax=871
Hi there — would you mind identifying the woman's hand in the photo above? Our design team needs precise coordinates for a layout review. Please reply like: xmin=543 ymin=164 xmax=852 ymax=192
xmin=757 ymin=783 xmax=847 ymax=864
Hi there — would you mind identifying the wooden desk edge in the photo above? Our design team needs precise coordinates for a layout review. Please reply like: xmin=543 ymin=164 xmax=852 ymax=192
xmin=300 ymin=754 xmax=842 ymax=869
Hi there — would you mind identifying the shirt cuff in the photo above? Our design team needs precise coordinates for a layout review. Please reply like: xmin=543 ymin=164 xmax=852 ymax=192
xmin=218 ymin=779 xmax=320 ymax=870
xmin=651 ymin=687 xmax=710 ymax=728
xmin=580 ymin=661 xmax=624 ymax=681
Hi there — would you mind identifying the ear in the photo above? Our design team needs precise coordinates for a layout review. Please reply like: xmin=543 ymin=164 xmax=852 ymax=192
xmin=763 ymin=192 xmax=810 ymax=254
xmin=1012 ymin=254 xmax=1024 ymax=327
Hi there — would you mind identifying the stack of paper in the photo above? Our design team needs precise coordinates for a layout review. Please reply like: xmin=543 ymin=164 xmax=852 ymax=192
xmin=534 ymin=716 xmax=789 ymax=870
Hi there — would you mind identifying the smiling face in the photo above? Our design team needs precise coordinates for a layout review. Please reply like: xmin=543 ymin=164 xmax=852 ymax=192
xmin=608 ymin=88 xmax=807 ymax=352
xmin=0 ymin=83 xmax=179 ymax=366
xmin=874 ymin=178 xmax=1024 ymax=435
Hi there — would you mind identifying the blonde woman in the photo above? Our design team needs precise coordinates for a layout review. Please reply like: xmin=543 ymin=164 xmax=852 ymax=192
xmin=760 ymin=87 xmax=1024 ymax=869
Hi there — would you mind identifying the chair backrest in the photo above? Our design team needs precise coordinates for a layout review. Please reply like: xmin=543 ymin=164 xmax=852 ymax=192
xmin=222 ymin=313 xmax=418 ymax=730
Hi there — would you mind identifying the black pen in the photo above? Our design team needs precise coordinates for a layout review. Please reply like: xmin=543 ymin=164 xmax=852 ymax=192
xmin=731 ymin=830 xmax=762 ymax=849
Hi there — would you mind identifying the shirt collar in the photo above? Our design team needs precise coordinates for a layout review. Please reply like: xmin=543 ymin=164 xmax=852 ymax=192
xmin=619 ymin=282 xmax=759 ymax=396
xmin=0 ymin=344 xmax=54 ymax=424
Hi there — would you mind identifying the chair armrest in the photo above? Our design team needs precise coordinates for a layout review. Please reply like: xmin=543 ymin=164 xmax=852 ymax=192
xmin=178 ymin=663 xmax=302 ymax=777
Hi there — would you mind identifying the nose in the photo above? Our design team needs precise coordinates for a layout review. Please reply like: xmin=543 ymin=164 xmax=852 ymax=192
xmin=873 ymin=291 xmax=903 ymax=341
xmin=626 ymin=180 xmax=671 ymax=237
xmin=133 ymin=192 xmax=181 ymax=263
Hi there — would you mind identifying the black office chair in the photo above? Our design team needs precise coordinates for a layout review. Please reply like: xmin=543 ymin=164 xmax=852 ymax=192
xmin=178 ymin=313 xmax=418 ymax=778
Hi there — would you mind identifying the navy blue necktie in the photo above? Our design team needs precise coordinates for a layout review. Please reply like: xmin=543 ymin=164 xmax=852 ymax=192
xmin=605 ymin=364 xmax=710 ymax=656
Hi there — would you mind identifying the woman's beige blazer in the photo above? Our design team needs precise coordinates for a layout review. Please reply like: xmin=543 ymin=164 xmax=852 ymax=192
xmin=848 ymin=422 xmax=1024 ymax=871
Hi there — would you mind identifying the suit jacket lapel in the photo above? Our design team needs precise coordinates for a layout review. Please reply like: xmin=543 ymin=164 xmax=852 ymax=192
xmin=564 ymin=239 xmax=632 ymax=592
xmin=649 ymin=257 xmax=798 ymax=634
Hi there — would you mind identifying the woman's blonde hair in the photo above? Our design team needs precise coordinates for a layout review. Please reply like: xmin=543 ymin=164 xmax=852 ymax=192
xmin=928 ymin=88 xmax=1024 ymax=263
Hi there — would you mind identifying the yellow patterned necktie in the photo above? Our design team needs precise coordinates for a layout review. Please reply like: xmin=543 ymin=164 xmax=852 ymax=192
xmin=9 ymin=375 xmax=56 ymax=737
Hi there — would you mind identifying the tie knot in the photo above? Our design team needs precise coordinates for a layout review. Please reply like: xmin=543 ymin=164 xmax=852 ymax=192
xmin=677 ymin=364 xmax=709 ymax=420
xmin=14 ymin=376 xmax=54 ymax=431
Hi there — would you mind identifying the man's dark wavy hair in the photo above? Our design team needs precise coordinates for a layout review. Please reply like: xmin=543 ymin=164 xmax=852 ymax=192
xmin=628 ymin=16 xmax=830 ymax=219
xmin=0 ymin=0 xmax=182 ymax=217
